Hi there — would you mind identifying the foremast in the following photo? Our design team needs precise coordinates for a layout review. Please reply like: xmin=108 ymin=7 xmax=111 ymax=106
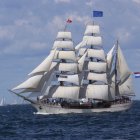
xmin=10 ymin=22 xmax=80 ymax=101
xmin=45 ymin=28 xmax=81 ymax=100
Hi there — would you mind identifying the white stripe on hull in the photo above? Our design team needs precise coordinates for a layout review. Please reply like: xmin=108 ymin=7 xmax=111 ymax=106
xmin=32 ymin=102 xmax=132 ymax=115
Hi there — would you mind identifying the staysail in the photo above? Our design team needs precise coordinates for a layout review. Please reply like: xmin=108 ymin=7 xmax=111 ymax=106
xmin=108 ymin=42 xmax=134 ymax=97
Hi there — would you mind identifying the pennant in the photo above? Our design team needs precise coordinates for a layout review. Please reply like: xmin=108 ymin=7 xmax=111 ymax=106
xmin=93 ymin=11 xmax=103 ymax=17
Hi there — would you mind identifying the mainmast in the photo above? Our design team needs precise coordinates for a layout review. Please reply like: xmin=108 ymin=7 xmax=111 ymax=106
xmin=76 ymin=21 xmax=111 ymax=101
xmin=114 ymin=40 xmax=119 ymax=97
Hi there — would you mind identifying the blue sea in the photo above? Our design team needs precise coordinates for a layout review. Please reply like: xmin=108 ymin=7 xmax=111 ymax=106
xmin=0 ymin=101 xmax=140 ymax=140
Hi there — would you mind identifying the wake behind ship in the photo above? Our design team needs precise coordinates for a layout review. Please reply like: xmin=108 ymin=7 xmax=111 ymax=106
xmin=10 ymin=12 xmax=135 ymax=114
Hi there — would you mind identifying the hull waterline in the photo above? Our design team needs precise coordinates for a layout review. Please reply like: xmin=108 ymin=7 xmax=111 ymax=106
xmin=32 ymin=102 xmax=132 ymax=115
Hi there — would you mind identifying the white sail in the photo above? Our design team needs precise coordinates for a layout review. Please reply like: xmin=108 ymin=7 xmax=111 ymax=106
xmin=86 ymin=85 xmax=109 ymax=100
xmin=58 ymin=63 xmax=78 ymax=73
xmin=75 ymin=41 xmax=84 ymax=50
xmin=107 ymin=45 xmax=115 ymax=71
xmin=28 ymin=50 xmax=56 ymax=76
xmin=87 ymin=49 xmax=106 ymax=61
xmin=88 ymin=61 xmax=107 ymax=72
xmin=108 ymin=74 xmax=116 ymax=100
xmin=78 ymin=48 xmax=87 ymax=56
xmin=78 ymin=52 xmax=87 ymax=71
xmin=55 ymin=51 xmax=77 ymax=62
xmin=0 ymin=98 xmax=5 ymax=106
xmin=29 ymin=63 xmax=58 ymax=97
xmin=53 ymin=40 xmax=74 ymax=50
xmin=12 ymin=75 xmax=43 ymax=91
xmin=50 ymin=62 xmax=58 ymax=70
xmin=117 ymin=46 xmax=131 ymax=83
xmin=56 ymin=31 xmax=72 ymax=39
xmin=58 ymin=74 xmax=79 ymax=85
xmin=86 ymin=72 xmax=107 ymax=83
xmin=84 ymin=25 xmax=100 ymax=35
xmin=82 ymin=36 xmax=102 ymax=46
xmin=119 ymin=76 xmax=135 ymax=96
xmin=48 ymin=86 xmax=80 ymax=100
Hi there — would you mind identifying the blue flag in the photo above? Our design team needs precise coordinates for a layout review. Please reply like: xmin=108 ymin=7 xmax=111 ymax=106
xmin=93 ymin=11 xmax=103 ymax=17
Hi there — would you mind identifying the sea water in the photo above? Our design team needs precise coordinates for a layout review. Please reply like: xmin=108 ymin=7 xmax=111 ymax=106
xmin=0 ymin=101 xmax=140 ymax=140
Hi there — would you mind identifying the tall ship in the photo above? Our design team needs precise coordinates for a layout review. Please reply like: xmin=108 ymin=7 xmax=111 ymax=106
xmin=10 ymin=17 xmax=135 ymax=114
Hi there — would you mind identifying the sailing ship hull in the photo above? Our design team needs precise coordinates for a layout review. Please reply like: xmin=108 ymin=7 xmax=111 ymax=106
xmin=32 ymin=102 xmax=132 ymax=115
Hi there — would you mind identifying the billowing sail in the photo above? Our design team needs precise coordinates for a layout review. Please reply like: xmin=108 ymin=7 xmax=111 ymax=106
xmin=86 ymin=72 xmax=107 ymax=83
xmin=56 ymin=31 xmax=72 ymax=39
xmin=107 ymin=45 xmax=115 ymax=72
xmin=75 ymin=41 xmax=84 ymax=50
xmin=86 ymin=85 xmax=109 ymax=100
xmin=88 ymin=61 xmax=107 ymax=73
xmin=84 ymin=25 xmax=100 ymax=35
xmin=47 ymin=86 xmax=80 ymax=100
xmin=119 ymin=76 xmax=135 ymax=96
xmin=78 ymin=52 xmax=87 ymax=71
xmin=53 ymin=40 xmax=74 ymax=50
xmin=12 ymin=75 xmax=43 ymax=91
xmin=117 ymin=46 xmax=131 ymax=84
xmin=28 ymin=49 xmax=56 ymax=76
xmin=58 ymin=74 xmax=79 ymax=85
xmin=29 ymin=63 xmax=58 ymax=97
xmin=53 ymin=50 xmax=77 ymax=62
xmin=87 ymin=49 xmax=106 ymax=61
xmin=58 ymin=63 xmax=78 ymax=73
xmin=82 ymin=36 xmax=102 ymax=46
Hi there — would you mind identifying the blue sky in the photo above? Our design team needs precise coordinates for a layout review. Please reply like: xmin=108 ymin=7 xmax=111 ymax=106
xmin=0 ymin=0 xmax=140 ymax=103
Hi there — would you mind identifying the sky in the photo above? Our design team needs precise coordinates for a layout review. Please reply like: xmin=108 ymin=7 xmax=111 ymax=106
xmin=0 ymin=0 xmax=140 ymax=104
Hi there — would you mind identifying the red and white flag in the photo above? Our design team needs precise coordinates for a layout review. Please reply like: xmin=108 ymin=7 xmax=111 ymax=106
xmin=66 ymin=19 xmax=72 ymax=23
